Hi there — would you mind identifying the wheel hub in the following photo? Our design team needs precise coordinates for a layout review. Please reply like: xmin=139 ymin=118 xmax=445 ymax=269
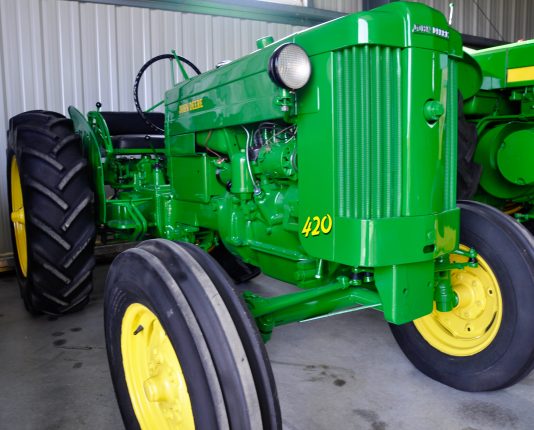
xmin=121 ymin=303 xmax=195 ymax=429
xmin=414 ymin=245 xmax=502 ymax=356
xmin=452 ymin=272 xmax=487 ymax=323
xmin=11 ymin=207 xmax=25 ymax=224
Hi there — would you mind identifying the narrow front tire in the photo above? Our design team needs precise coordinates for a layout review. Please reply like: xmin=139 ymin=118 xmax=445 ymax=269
xmin=104 ymin=239 xmax=280 ymax=429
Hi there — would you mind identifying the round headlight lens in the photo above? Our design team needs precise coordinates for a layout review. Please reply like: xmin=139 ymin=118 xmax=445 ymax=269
xmin=269 ymin=43 xmax=311 ymax=90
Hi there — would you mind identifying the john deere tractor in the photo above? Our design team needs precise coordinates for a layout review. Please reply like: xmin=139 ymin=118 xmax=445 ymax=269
xmin=6 ymin=2 xmax=534 ymax=429
xmin=458 ymin=40 xmax=534 ymax=229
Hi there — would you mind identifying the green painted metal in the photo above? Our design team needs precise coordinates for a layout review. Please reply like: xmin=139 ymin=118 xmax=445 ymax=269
xmin=475 ymin=123 xmax=534 ymax=201
xmin=72 ymin=2 xmax=470 ymax=333
xmin=469 ymin=40 xmax=534 ymax=90
xmin=457 ymin=48 xmax=482 ymax=100
xmin=498 ymin=129 xmax=534 ymax=185
xmin=460 ymin=40 xmax=534 ymax=217
xmin=244 ymin=278 xmax=382 ymax=342
xmin=69 ymin=106 xmax=108 ymax=224
xmin=71 ymin=106 xmax=169 ymax=241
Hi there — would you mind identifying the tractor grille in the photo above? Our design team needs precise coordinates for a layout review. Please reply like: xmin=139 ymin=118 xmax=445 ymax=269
xmin=333 ymin=45 xmax=403 ymax=219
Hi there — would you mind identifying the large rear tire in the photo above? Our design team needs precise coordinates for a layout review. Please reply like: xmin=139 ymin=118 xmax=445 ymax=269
xmin=390 ymin=201 xmax=534 ymax=391
xmin=457 ymin=93 xmax=482 ymax=200
xmin=104 ymin=239 xmax=281 ymax=429
xmin=7 ymin=111 xmax=95 ymax=314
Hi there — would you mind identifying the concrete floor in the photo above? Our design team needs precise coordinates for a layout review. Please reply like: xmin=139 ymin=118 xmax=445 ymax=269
xmin=1 ymin=264 xmax=534 ymax=430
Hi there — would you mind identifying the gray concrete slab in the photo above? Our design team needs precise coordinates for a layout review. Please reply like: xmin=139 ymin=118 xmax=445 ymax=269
xmin=0 ymin=265 xmax=121 ymax=430
xmin=1 ymin=264 xmax=534 ymax=430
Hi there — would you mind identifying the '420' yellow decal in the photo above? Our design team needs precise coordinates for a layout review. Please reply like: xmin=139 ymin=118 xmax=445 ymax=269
xmin=301 ymin=214 xmax=333 ymax=237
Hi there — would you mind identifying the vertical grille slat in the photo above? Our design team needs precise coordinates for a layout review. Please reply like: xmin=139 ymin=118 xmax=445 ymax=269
xmin=371 ymin=46 xmax=382 ymax=219
xmin=445 ymin=60 xmax=457 ymax=210
xmin=358 ymin=45 xmax=371 ymax=219
xmin=334 ymin=46 xmax=403 ymax=220
xmin=335 ymin=50 xmax=346 ymax=216
xmin=393 ymin=48 xmax=403 ymax=217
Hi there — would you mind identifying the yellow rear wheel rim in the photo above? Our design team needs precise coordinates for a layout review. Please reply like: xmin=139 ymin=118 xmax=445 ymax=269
xmin=414 ymin=245 xmax=502 ymax=356
xmin=121 ymin=303 xmax=195 ymax=429
xmin=10 ymin=157 xmax=28 ymax=277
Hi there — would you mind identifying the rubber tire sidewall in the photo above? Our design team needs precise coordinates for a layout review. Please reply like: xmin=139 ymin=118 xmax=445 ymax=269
xmin=173 ymin=241 xmax=281 ymax=429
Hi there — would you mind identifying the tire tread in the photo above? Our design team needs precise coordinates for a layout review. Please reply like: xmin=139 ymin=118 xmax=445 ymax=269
xmin=7 ymin=110 xmax=95 ymax=315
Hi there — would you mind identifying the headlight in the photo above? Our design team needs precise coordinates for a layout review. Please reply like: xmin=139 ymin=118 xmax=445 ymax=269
xmin=268 ymin=43 xmax=311 ymax=90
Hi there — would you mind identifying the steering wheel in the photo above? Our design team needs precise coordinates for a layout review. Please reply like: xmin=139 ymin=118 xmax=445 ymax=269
xmin=133 ymin=54 xmax=201 ymax=133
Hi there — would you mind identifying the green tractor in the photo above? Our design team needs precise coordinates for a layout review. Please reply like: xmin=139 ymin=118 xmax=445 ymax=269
xmin=458 ymin=40 xmax=534 ymax=229
xmin=6 ymin=2 xmax=534 ymax=429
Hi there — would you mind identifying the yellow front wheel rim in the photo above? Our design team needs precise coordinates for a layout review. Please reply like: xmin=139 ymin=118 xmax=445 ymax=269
xmin=414 ymin=245 xmax=502 ymax=356
xmin=10 ymin=157 xmax=28 ymax=277
xmin=121 ymin=303 xmax=195 ymax=429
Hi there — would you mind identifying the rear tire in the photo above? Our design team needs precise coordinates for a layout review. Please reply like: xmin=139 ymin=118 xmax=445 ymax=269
xmin=390 ymin=201 xmax=534 ymax=391
xmin=457 ymin=94 xmax=482 ymax=200
xmin=7 ymin=111 xmax=95 ymax=314
xmin=104 ymin=239 xmax=280 ymax=429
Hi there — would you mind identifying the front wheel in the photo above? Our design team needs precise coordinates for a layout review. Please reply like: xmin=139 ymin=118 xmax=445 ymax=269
xmin=390 ymin=200 xmax=534 ymax=391
xmin=104 ymin=239 xmax=281 ymax=429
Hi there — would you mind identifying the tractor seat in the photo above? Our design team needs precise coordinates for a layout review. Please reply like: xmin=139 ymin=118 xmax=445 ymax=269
xmin=100 ymin=111 xmax=165 ymax=150
xmin=111 ymin=134 xmax=165 ymax=150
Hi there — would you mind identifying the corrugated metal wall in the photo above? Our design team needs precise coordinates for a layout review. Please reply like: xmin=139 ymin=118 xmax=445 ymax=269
xmin=314 ymin=0 xmax=534 ymax=41
xmin=0 ymin=0 xmax=305 ymax=254
xmin=313 ymin=0 xmax=362 ymax=13
xmin=423 ymin=0 xmax=534 ymax=41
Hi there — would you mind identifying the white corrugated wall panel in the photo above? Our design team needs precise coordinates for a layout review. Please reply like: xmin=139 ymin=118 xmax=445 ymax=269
xmin=312 ymin=0 xmax=534 ymax=41
xmin=0 ymin=3 xmax=8 ymax=256
xmin=422 ymin=0 xmax=534 ymax=41
xmin=79 ymin=3 xmax=120 ymax=110
xmin=313 ymin=0 xmax=362 ymax=13
xmin=0 ymin=0 xmax=304 ymax=254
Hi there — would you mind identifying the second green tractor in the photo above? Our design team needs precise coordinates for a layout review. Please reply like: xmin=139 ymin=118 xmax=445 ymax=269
xmin=458 ymin=40 xmax=534 ymax=229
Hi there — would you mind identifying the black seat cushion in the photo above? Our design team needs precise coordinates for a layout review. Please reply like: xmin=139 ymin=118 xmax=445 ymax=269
xmin=111 ymin=134 xmax=165 ymax=150
xmin=100 ymin=111 xmax=164 ymax=136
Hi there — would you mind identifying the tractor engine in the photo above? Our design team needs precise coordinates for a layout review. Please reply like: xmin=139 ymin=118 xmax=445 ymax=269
xmin=162 ymin=2 xmax=464 ymax=324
